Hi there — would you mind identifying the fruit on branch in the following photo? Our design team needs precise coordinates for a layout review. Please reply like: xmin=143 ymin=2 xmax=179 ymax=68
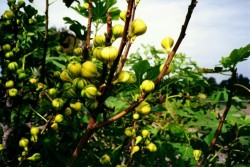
xmin=52 ymin=98 xmax=64 ymax=110
xmin=2 ymin=10 xmax=15 ymax=20
xmin=17 ymin=0 xmax=25 ymax=8
xmin=119 ymin=10 xmax=127 ymax=22
xmin=54 ymin=114 xmax=64 ymax=123
xmin=93 ymin=47 xmax=103 ymax=60
xmin=129 ymin=19 xmax=147 ymax=38
xmin=161 ymin=37 xmax=174 ymax=53
xmin=93 ymin=35 xmax=106 ymax=47
xmin=135 ymin=0 xmax=140 ymax=5
xmin=67 ymin=61 xmax=82 ymax=77
xmin=133 ymin=113 xmax=139 ymax=120
xmin=60 ymin=69 xmax=74 ymax=83
xmin=135 ymin=101 xmax=151 ymax=115
xmin=82 ymin=3 xmax=89 ymax=9
xmin=50 ymin=123 xmax=58 ymax=131
xmin=19 ymin=138 xmax=29 ymax=148
xmin=146 ymin=143 xmax=157 ymax=152
xmin=135 ymin=136 xmax=142 ymax=145
xmin=70 ymin=101 xmax=82 ymax=111
xmin=141 ymin=129 xmax=149 ymax=138
xmin=2 ymin=44 xmax=11 ymax=52
xmin=111 ymin=24 xmax=124 ymax=42
xmin=48 ymin=88 xmax=57 ymax=97
xmin=124 ymin=127 xmax=136 ymax=137
xmin=8 ymin=62 xmax=18 ymax=71
xmin=85 ymin=99 xmax=98 ymax=110
xmin=81 ymin=84 xmax=101 ymax=99
xmin=66 ymin=88 xmax=78 ymax=98
xmin=159 ymin=63 xmax=172 ymax=75
xmin=101 ymin=46 xmax=118 ymax=66
xmin=8 ymin=88 xmax=18 ymax=97
xmin=131 ymin=145 xmax=140 ymax=155
xmin=27 ymin=153 xmax=41 ymax=161
xmin=72 ymin=78 xmax=87 ymax=91
xmin=193 ymin=150 xmax=202 ymax=161
xmin=140 ymin=80 xmax=155 ymax=93
xmin=30 ymin=127 xmax=39 ymax=136
xmin=5 ymin=51 xmax=14 ymax=58
xmin=18 ymin=72 xmax=27 ymax=80
xmin=99 ymin=154 xmax=111 ymax=165
xmin=64 ymin=107 xmax=72 ymax=116
xmin=73 ymin=47 xmax=83 ymax=56
xmin=5 ymin=80 xmax=14 ymax=88
xmin=112 ymin=71 xmax=136 ymax=84
xmin=81 ymin=61 xmax=100 ymax=78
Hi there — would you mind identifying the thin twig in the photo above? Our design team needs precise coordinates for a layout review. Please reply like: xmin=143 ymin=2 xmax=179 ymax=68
xmin=196 ymin=69 xmax=237 ymax=167
xmin=154 ymin=0 xmax=198 ymax=85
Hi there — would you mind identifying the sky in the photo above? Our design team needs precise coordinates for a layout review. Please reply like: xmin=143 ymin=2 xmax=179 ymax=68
xmin=1 ymin=0 xmax=250 ymax=82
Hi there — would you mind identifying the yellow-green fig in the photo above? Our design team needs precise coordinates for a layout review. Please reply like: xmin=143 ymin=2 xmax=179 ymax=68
xmin=72 ymin=78 xmax=87 ymax=91
xmin=50 ymin=123 xmax=58 ymax=131
xmin=81 ymin=61 xmax=100 ymax=78
xmin=2 ymin=44 xmax=11 ymax=52
xmin=29 ymin=78 xmax=38 ymax=84
xmin=85 ymin=99 xmax=99 ymax=110
xmin=48 ymin=88 xmax=57 ymax=97
xmin=64 ymin=107 xmax=72 ymax=116
xmin=141 ymin=129 xmax=149 ymax=138
xmin=140 ymin=80 xmax=155 ymax=93
xmin=60 ymin=69 xmax=74 ymax=83
xmin=111 ymin=24 xmax=124 ymax=42
xmin=193 ymin=150 xmax=202 ymax=161
xmin=8 ymin=88 xmax=18 ymax=97
xmin=133 ymin=113 xmax=140 ymax=120
xmin=73 ymin=47 xmax=83 ymax=56
xmin=159 ymin=63 xmax=172 ymax=75
xmin=131 ymin=146 xmax=140 ymax=155
xmin=52 ymin=98 xmax=64 ymax=110
xmin=30 ymin=127 xmax=39 ymax=136
xmin=70 ymin=101 xmax=82 ymax=111
xmin=99 ymin=154 xmax=111 ymax=165
xmin=135 ymin=101 xmax=151 ymax=115
xmin=112 ymin=71 xmax=132 ymax=84
xmin=8 ymin=62 xmax=18 ymax=71
xmin=81 ymin=85 xmax=101 ymax=99
xmin=92 ymin=47 xmax=103 ymax=60
xmin=119 ymin=10 xmax=127 ymax=22
xmin=135 ymin=136 xmax=142 ymax=145
xmin=19 ymin=138 xmax=29 ymax=148
xmin=27 ymin=153 xmax=41 ymax=161
xmin=5 ymin=80 xmax=14 ymax=88
xmin=5 ymin=51 xmax=14 ymax=58
xmin=101 ymin=46 xmax=118 ymax=66
xmin=146 ymin=143 xmax=157 ymax=152
xmin=161 ymin=37 xmax=174 ymax=53
xmin=54 ymin=114 xmax=64 ymax=123
xmin=93 ymin=35 xmax=106 ymax=47
xmin=67 ymin=61 xmax=82 ymax=77
xmin=3 ymin=10 xmax=15 ymax=20
xmin=129 ymin=19 xmax=147 ymax=38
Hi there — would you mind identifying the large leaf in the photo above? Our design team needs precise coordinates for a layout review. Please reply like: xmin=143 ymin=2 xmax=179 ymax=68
xmin=220 ymin=44 xmax=250 ymax=68
xmin=132 ymin=60 xmax=151 ymax=86
xmin=63 ymin=17 xmax=87 ymax=40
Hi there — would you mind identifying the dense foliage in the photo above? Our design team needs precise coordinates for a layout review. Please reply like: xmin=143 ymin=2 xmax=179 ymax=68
xmin=0 ymin=0 xmax=249 ymax=167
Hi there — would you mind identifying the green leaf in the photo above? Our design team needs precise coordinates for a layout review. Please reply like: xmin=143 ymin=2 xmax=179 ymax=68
xmin=105 ymin=96 xmax=129 ymax=115
xmin=132 ymin=60 xmax=151 ymax=85
xmin=63 ymin=17 xmax=87 ymax=40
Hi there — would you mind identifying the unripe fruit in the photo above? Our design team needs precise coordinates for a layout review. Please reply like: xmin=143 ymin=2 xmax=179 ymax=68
xmin=51 ymin=123 xmax=58 ymax=131
xmin=93 ymin=35 xmax=106 ymax=47
xmin=81 ymin=85 xmax=101 ymax=99
xmin=18 ymin=72 xmax=27 ymax=80
xmin=92 ymin=47 xmax=103 ymax=60
xmin=160 ymin=64 xmax=172 ymax=75
xmin=60 ymin=69 xmax=74 ymax=83
xmin=119 ymin=10 xmax=127 ymax=22
xmin=135 ymin=136 xmax=142 ymax=145
xmin=54 ymin=71 xmax=61 ymax=78
xmin=146 ymin=143 xmax=157 ymax=152
xmin=3 ymin=10 xmax=15 ymax=20
xmin=70 ymin=101 xmax=82 ymax=111
xmin=133 ymin=113 xmax=139 ymax=120
xmin=99 ymin=154 xmax=111 ymax=165
xmin=124 ymin=127 xmax=135 ymax=137
xmin=66 ymin=88 xmax=78 ymax=98
xmin=5 ymin=51 xmax=14 ymax=58
xmin=54 ymin=114 xmax=64 ymax=123
xmin=193 ymin=150 xmax=202 ymax=161
xmin=141 ymin=129 xmax=149 ymax=138
xmin=5 ymin=80 xmax=14 ymax=88
xmin=19 ymin=138 xmax=29 ymax=148
xmin=29 ymin=78 xmax=38 ymax=84
xmin=135 ymin=101 xmax=151 ymax=115
xmin=85 ymin=100 xmax=99 ymax=110
xmin=30 ymin=127 xmax=39 ymax=136
xmin=144 ymin=139 xmax=150 ymax=146
xmin=111 ymin=24 xmax=124 ymax=42
xmin=131 ymin=145 xmax=140 ymax=155
xmin=48 ymin=88 xmax=57 ymax=97
xmin=82 ymin=3 xmax=89 ymax=9
xmin=81 ymin=61 xmax=100 ymax=78
xmin=64 ymin=107 xmax=72 ymax=116
xmin=129 ymin=19 xmax=147 ymax=38
xmin=8 ymin=62 xmax=18 ymax=71
xmin=2 ymin=44 xmax=11 ymax=52
xmin=72 ymin=78 xmax=87 ymax=91
xmin=101 ymin=46 xmax=118 ymax=66
xmin=8 ymin=88 xmax=18 ymax=97
xmin=67 ymin=61 xmax=82 ymax=77
xmin=73 ymin=47 xmax=83 ymax=56
xmin=27 ymin=153 xmax=41 ymax=161
xmin=112 ymin=71 xmax=136 ymax=84
xmin=161 ymin=37 xmax=174 ymax=53
xmin=17 ymin=0 xmax=25 ymax=8
xmin=140 ymin=80 xmax=155 ymax=93
xmin=52 ymin=98 xmax=64 ymax=110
